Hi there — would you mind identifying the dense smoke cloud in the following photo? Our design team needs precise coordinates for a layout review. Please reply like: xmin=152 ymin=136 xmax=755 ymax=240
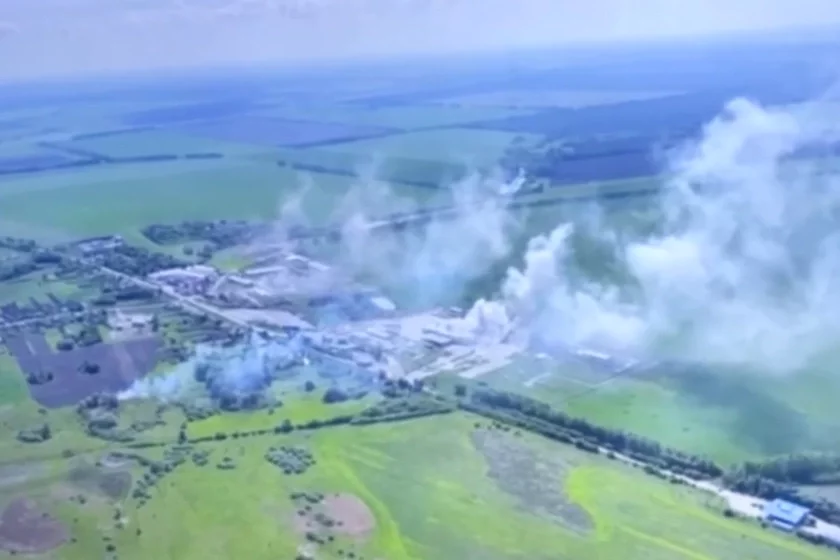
xmin=119 ymin=333 xmax=304 ymax=403
xmin=122 ymin=95 xmax=840 ymax=406
xmin=473 ymin=97 xmax=840 ymax=374
xmin=273 ymin=166 xmax=527 ymax=309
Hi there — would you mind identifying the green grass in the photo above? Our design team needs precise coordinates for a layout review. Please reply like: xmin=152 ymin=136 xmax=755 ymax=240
xmin=186 ymin=392 xmax=371 ymax=439
xmin=0 ymin=353 xmax=28 ymax=407
xmin=0 ymin=271 xmax=89 ymax=306
xmin=0 ymin=161 xmax=440 ymax=239
xmin=267 ymin=146 xmax=469 ymax=187
xmin=434 ymin=89 xmax=682 ymax=109
xmin=251 ymin=104 xmax=537 ymax=128
xmin=209 ymin=247 xmax=252 ymax=272
xmin=315 ymin=128 xmax=540 ymax=166
xmin=468 ymin=338 xmax=840 ymax=465
xmin=0 ymin=140 xmax=58 ymax=158
xmin=21 ymin=413 xmax=835 ymax=560
xmin=59 ymin=129 xmax=274 ymax=159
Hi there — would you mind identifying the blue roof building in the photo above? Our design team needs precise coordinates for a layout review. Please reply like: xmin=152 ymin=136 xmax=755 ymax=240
xmin=764 ymin=499 xmax=810 ymax=531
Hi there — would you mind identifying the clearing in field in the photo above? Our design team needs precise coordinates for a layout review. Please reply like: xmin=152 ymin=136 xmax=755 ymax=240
xmin=67 ymin=463 xmax=133 ymax=501
xmin=0 ymin=497 xmax=69 ymax=554
xmin=293 ymin=492 xmax=376 ymax=539
xmin=471 ymin=427 xmax=593 ymax=534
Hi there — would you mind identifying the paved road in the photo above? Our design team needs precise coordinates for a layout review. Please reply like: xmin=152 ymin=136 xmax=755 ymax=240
xmin=92 ymin=264 xmax=252 ymax=330
xmin=605 ymin=447 xmax=840 ymax=543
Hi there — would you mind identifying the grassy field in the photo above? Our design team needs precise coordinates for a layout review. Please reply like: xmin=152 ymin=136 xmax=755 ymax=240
xmin=1 ymin=413 xmax=832 ymax=560
xmin=431 ymin=89 xmax=682 ymax=109
xmin=312 ymin=128 xmax=538 ymax=166
xmin=0 ymin=160 xmax=442 ymax=240
xmin=54 ymin=129 xmax=275 ymax=159
xmin=474 ymin=347 xmax=840 ymax=465
xmin=249 ymin=104 xmax=537 ymax=129
xmin=0 ymin=352 xmax=28 ymax=407
xmin=0 ymin=270 xmax=91 ymax=306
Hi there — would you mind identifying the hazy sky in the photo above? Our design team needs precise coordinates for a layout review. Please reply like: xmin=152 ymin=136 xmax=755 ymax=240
xmin=1 ymin=0 xmax=840 ymax=81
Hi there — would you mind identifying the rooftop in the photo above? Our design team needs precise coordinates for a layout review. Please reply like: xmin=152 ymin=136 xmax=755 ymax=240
xmin=764 ymin=499 xmax=810 ymax=527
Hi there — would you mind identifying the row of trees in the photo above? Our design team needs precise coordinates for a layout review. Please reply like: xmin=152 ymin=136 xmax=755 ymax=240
xmin=460 ymin=386 xmax=723 ymax=480
xmin=724 ymin=454 xmax=840 ymax=526
xmin=734 ymin=454 xmax=840 ymax=486
xmin=723 ymin=472 xmax=840 ymax=526
xmin=97 ymin=245 xmax=188 ymax=277
xmin=141 ymin=219 xmax=261 ymax=249
xmin=457 ymin=383 xmax=840 ymax=527
xmin=0 ymin=236 xmax=39 ymax=253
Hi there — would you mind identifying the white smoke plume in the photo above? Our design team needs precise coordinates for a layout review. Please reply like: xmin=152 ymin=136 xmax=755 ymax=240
xmin=475 ymin=97 xmax=840 ymax=374
xmin=311 ymin=166 xmax=526 ymax=309
xmin=119 ymin=333 xmax=303 ymax=402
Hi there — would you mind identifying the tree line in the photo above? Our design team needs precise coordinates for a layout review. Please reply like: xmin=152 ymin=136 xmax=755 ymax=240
xmin=459 ymin=385 xmax=724 ymax=479
xmin=724 ymin=454 xmax=840 ymax=526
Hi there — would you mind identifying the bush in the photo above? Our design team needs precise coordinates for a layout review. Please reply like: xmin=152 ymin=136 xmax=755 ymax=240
xmin=79 ymin=361 xmax=100 ymax=375
xmin=322 ymin=387 xmax=348 ymax=404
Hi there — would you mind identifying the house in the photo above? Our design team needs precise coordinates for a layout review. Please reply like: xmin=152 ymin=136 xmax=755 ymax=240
xmin=74 ymin=235 xmax=124 ymax=255
xmin=764 ymin=499 xmax=811 ymax=531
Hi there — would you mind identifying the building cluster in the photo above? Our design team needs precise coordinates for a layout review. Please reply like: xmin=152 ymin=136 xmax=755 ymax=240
xmin=149 ymin=264 xmax=219 ymax=296
xmin=73 ymin=235 xmax=125 ymax=256
xmin=0 ymin=295 xmax=84 ymax=324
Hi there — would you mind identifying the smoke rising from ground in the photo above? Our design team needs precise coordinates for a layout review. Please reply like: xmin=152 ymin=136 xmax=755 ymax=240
xmin=121 ymin=95 xmax=840 ymax=405
xmin=270 ymin=165 xmax=527 ymax=309
xmin=119 ymin=333 xmax=303 ymax=403
xmin=473 ymin=97 xmax=840 ymax=374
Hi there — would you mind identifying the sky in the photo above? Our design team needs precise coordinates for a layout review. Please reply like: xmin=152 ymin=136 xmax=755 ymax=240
xmin=1 ymin=0 xmax=840 ymax=81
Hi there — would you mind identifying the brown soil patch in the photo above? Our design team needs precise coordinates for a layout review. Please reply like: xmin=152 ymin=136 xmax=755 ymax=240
xmin=0 ymin=497 xmax=69 ymax=554
xmin=323 ymin=494 xmax=376 ymax=536
xmin=291 ymin=492 xmax=376 ymax=539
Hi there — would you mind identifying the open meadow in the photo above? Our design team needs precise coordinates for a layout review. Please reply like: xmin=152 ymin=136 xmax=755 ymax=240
xmin=0 ymin=413 xmax=831 ymax=560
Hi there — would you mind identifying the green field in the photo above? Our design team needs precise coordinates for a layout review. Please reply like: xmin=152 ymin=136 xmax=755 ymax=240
xmin=250 ymin=104 xmax=537 ymax=128
xmin=0 ymin=270 xmax=91 ymax=306
xmin=0 ymin=352 xmax=28 ymax=407
xmin=0 ymin=160 xmax=442 ymax=240
xmin=313 ymin=128 xmax=538 ymax=166
xmin=432 ymin=89 xmax=682 ymax=109
xmin=57 ymin=129 xmax=275 ymax=159
xmin=473 ymin=346 xmax=840 ymax=465
xmin=1 ymin=414 xmax=831 ymax=560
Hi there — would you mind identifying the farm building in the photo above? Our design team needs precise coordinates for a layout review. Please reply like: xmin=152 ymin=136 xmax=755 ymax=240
xmin=74 ymin=235 xmax=124 ymax=255
xmin=764 ymin=499 xmax=811 ymax=531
